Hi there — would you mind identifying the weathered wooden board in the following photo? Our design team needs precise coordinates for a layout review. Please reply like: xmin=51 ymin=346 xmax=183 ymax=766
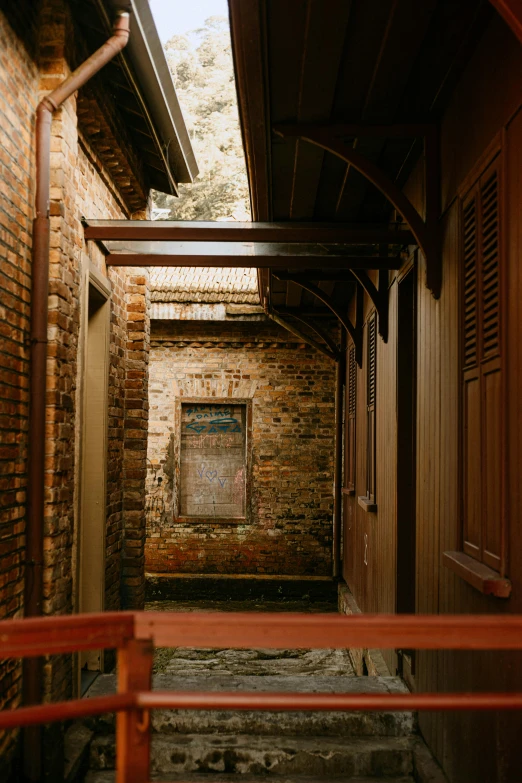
xmin=180 ymin=403 xmax=246 ymax=518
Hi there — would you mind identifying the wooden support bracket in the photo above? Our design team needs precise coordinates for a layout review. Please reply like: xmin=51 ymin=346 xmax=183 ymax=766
xmin=273 ymin=124 xmax=441 ymax=298
xmin=350 ymin=270 xmax=389 ymax=343
xmin=273 ymin=274 xmax=359 ymax=355
xmin=286 ymin=311 xmax=341 ymax=358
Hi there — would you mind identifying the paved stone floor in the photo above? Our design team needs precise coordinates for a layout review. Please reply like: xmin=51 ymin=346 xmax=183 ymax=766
xmin=145 ymin=599 xmax=355 ymax=677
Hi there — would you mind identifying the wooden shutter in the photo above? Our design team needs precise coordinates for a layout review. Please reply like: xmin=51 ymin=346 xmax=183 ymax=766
xmin=366 ymin=315 xmax=377 ymax=502
xmin=344 ymin=343 xmax=356 ymax=491
xmin=461 ymin=156 xmax=503 ymax=571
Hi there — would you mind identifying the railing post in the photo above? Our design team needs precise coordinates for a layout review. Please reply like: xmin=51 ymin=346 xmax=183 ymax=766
xmin=116 ymin=637 xmax=153 ymax=783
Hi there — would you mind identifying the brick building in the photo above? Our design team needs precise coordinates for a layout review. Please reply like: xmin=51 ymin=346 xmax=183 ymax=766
xmin=0 ymin=0 xmax=195 ymax=775
xmin=145 ymin=268 xmax=337 ymax=578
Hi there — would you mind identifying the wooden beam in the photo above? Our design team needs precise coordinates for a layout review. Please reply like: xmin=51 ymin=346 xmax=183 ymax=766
xmin=274 ymin=122 xmax=434 ymax=139
xmin=268 ymin=310 xmax=337 ymax=361
xmin=351 ymin=270 xmax=389 ymax=343
xmin=489 ymin=0 xmax=522 ymax=42
xmin=85 ymin=220 xmax=414 ymax=245
xmin=284 ymin=311 xmax=340 ymax=357
xmin=276 ymin=271 xmax=357 ymax=282
xmin=274 ymin=125 xmax=439 ymax=298
xmin=281 ymin=276 xmax=358 ymax=346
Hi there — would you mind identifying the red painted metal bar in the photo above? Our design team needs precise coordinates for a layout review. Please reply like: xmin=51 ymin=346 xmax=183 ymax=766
xmin=3 ymin=612 xmax=522 ymax=658
xmin=135 ymin=611 xmax=522 ymax=651
xmin=139 ymin=691 xmax=522 ymax=713
xmin=0 ymin=611 xmax=134 ymax=657
xmin=2 ymin=689 xmax=522 ymax=734
xmin=0 ymin=694 xmax=135 ymax=731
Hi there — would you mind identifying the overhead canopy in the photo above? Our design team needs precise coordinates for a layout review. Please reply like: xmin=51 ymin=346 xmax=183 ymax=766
xmin=70 ymin=0 xmax=198 ymax=203
xmin=227 ymin=0 xmax=499 ymax=314
xmin=84 ymin=219 xmax=409 ymax=269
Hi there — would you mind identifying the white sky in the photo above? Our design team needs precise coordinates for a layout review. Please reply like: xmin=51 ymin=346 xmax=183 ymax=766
xmin=149 ymin=0 xmax=229 ymax=43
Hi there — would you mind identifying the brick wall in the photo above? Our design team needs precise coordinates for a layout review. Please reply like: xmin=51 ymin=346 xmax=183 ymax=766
xmin=0 ymin=6 xmax=38 ymax=772
xmin=0 ymin=3 xmax=150 ymax=772
xmin=146 ymin=320 xmax=336 ymax=577
xmin=122 ymin=269 xmax=150 ymax=609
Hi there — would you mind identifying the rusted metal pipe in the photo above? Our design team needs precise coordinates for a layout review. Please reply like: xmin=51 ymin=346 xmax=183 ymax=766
xmin=333 ymin=328 xmax=347 ymax=579
xmin=24 ymin=12 xmax=130 ymax=781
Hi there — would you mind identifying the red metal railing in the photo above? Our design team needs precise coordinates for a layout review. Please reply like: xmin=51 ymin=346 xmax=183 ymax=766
xmin=1 ymin=611 xmax=522 ymax=782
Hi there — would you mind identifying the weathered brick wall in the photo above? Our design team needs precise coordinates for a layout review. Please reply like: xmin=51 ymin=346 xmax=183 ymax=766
xmin=0 ymin=6 xmax=38 ymax=771
xmin=122 ymin=269 xmax=150 ymax=609
xmin=146 ymin=320 xmax=336 ymax=576
xmin=0 ymin=0 xmax=150 ymax=743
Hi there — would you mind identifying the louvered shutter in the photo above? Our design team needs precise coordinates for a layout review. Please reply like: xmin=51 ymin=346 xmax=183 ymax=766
xmin=462 ymin=190 xmax=482 ymax=559
xmin=479 ymin=161 xmax=502 ymax=571
xmin=366 ymin=315 xmax=377 ymax=502
xmin=461 ymin=156 xmax=503 ymax=571
xmin=344 ymin=343 xmax=356 ymax=491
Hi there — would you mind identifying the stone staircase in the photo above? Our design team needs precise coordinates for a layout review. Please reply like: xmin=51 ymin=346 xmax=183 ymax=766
xmin=78 ymin=671 xmax=440 ymax=783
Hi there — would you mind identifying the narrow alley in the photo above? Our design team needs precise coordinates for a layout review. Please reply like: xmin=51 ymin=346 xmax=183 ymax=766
xmin=1 ymin=1 xmax=522 ymax=782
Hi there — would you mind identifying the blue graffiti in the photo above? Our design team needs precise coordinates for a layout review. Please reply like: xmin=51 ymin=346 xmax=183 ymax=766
xmin=186 ymin=416 xmax=242 ymax=435
xmin=196 ymin=464 xmax=227 ymax=487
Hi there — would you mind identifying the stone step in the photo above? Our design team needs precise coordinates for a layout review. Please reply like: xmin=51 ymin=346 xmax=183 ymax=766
xmin=86 ymin=774 xmax=414 ymax=783
xmin=85 ymin=675 xmax=414 ymax=738
xmin=90 ymin=734 xmax=415 ymax=778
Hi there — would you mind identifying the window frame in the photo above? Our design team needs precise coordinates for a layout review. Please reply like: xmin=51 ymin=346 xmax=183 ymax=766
xmin=343 ymin=341 xmax=357 ymax=496
xmin=358 ymin=312 xmax=378 ymax=513
xmin=443 ymin=136 xmax=511 ymax=597
xmin=174 ymin=396 xmax=253 ymax=524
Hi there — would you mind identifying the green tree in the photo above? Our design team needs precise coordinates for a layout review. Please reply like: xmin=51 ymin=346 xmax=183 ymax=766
xmin=153 ymin=16 xmax=250 ymax=221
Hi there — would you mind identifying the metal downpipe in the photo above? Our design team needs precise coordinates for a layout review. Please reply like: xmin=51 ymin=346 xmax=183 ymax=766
xmin=23 ymin=12 xmax=130 ymax=781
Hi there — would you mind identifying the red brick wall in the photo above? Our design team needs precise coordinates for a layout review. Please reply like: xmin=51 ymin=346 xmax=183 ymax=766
xmin=0 ymin=6 xmax=38 ymax=770
xmin=146 ymin=320 xmax=336 ymax=577
xmin=122 ymin=269 xmax=150 ymax=609
xmin=0 ymin=7 xmax=150 ymax=774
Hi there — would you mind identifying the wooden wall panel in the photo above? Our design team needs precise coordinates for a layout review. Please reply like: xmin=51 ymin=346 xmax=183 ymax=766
xmin=342 ymin=13 xmax=522 ymax=783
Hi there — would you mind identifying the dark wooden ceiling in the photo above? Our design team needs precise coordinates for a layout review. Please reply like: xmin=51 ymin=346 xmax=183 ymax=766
xmin=229 ymin=0 xmax=493 ymax=325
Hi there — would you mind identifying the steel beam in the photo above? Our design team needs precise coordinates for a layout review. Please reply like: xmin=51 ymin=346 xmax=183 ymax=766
xmin=106 ymin=254 xmax=404 ymax=269
xmin=85 ymin=220 xmax=414 ymax=245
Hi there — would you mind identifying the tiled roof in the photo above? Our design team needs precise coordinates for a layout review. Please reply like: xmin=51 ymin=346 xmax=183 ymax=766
xmin=149 ymin=267 xmax=259 ymax=303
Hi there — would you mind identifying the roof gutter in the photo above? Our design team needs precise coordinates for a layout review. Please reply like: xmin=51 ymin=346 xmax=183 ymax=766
xmin=23 ymin=12 xmax=130 ymax=781
xmin=126 ymin=0 xmax=198 ymax=186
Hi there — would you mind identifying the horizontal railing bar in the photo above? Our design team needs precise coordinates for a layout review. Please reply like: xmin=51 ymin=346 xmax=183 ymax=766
xmin=136 ymin=612 xmax=522 ymax=651
xmin=0 ymin=693 xmax=135 ymax=730
xmin=139 ymin=690 xmax=522 ymax=713
xmin=2 ymin=690 xmax=522 ymax=732
xmin=2 ymin=612 xmax=522 ymax=659
xmin=0 ymin=612 xmax=135 ymax=657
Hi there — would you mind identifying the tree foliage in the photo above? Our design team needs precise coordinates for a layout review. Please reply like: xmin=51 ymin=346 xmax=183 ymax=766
xmin=153 ymin=16 xmax=251 ymax=221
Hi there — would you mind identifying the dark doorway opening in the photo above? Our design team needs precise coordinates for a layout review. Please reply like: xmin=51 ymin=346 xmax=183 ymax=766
xmin=396 ymin=266 xmax=417 ymax=681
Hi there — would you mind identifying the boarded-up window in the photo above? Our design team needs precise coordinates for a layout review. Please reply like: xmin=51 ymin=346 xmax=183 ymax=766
xmin=366 ymin=314 xmax=377 ymax=503
xmin=180 ymin=402 xmax=247 ymax=518
xmin=461 ymin=155 xmax=503 ymax=572
xmin=344 ymin=342 xmax=357 ymax=492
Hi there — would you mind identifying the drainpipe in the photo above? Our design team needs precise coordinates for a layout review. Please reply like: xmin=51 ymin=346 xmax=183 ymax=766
xmin=23 ymin=12 xmax=130 ymax=781
xmin=332 ymin=328 xmax=347 ymax=579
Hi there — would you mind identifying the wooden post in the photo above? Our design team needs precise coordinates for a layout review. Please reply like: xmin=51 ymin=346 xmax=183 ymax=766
xmin=116 ymin=638 xmax=153 ymax=783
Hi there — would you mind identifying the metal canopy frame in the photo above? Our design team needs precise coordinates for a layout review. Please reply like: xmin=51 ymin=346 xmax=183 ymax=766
xmin=83 ymin=218 xmax=415 ymax=355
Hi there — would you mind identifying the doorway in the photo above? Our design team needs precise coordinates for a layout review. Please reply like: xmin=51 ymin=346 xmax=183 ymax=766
xmin=396 ymin=266 xmax=417 ymax=682
xmin=78 ymin=275 xmax=110 ymax=690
